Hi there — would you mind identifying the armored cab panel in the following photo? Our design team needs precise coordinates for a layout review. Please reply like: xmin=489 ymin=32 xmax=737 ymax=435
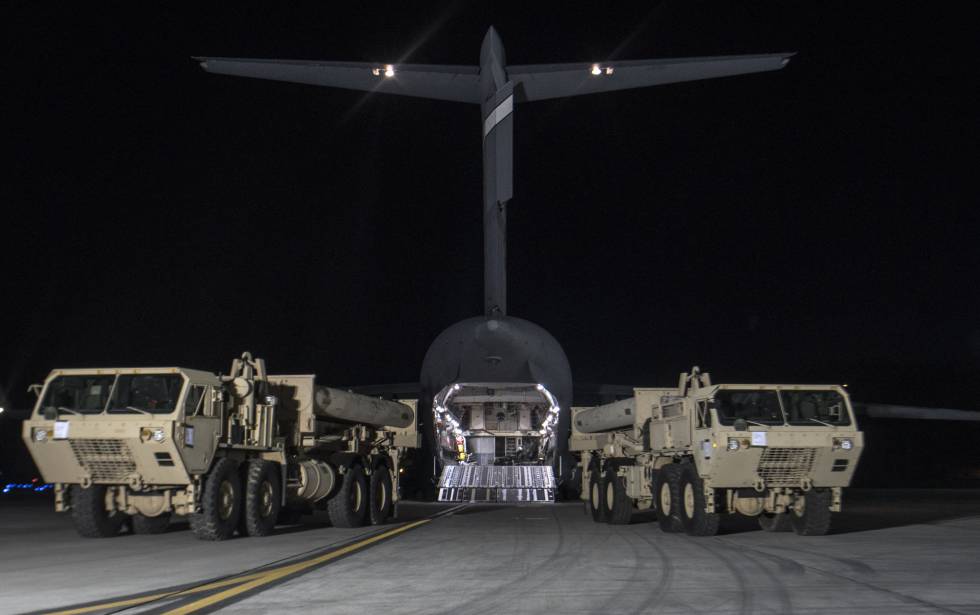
xmin=650 ymin=396 xmax=693 ymax=451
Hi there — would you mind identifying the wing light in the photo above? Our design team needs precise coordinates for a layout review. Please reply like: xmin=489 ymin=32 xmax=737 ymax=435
xmin=590 ymin=64 xmax=614 ymax=76
xmin=371 ymin=64 xmax=396 ymax=78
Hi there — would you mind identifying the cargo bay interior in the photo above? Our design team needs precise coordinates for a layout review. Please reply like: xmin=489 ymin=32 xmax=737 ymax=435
xmin=432 ymin=382 xmax=559 ymax=502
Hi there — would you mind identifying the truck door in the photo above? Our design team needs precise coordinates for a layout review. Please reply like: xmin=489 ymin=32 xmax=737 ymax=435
xmin=692 ymin=398 xmax=713 ymax=464
xmin=179 ymin=384 xmax=222 ymax=474
xmin=657 ymin=399 xmax=692 ymax=450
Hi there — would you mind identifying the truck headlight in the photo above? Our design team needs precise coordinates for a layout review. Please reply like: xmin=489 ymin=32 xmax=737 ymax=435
xmin=151 ymin=429 xmax=166 ymax=443
xmin=835 ymin=437 xmax=853 ymax=451
xmin=34 ymin=428 xmax=49 ymax=442
xmin=727 ymin=438 xmax=740 ymax=451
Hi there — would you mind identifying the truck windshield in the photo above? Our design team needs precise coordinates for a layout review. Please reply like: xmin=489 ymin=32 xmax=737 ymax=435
xmin=40 ymin=375 xmax=117 ymax=414
xmin=39 ymin=374 xmax=184 ymax=415
xmin=781 ymin=390 xmax=851 ymax=426
xmin=713 ymin=390 xmax=785 ymax=426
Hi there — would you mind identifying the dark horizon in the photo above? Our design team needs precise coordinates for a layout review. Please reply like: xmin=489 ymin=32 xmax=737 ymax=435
xmin=4 ymin=3 xmax=977 ymax=412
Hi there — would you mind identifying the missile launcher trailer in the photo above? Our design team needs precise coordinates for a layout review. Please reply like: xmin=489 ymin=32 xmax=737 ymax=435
xmin=570 ymin=368 xmax=863 ymax=536
xmin=22 ymin=353 xmax=418 ymax=540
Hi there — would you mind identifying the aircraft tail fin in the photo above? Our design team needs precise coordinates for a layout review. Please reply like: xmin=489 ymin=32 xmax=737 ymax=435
xmin=507 ymin=52 xmax=794 ymax=102
xmin=194 ymin=57 xmax=483 ymax=104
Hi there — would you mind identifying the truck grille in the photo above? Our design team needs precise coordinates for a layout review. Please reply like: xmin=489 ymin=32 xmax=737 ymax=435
xmin=757 ymin=447 xmax=816 ymax=487
xmin=69 ymin=439 xmax=137 ymax=482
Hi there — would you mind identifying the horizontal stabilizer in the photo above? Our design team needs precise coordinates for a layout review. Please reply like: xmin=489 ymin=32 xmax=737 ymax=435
xmin=855 ymin=403 xmax=980 ymax=421
xmin=508 ymin=53 xmax=794 ymax=102
xmin=348 ymin=382 xmax=422 ymax=399
xmin=195 ymin=57 xmax=482 ymax=103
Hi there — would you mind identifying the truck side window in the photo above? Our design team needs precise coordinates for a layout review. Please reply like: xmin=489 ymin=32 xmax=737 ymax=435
xmin=184 ymin=385 xmax=206 ymax=417
xmin=663 ymin=401 xmax=684 ymax=418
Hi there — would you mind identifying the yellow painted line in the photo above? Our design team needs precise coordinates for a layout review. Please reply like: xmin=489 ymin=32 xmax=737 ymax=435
xmin=44 ymin=571 xmax=270 ymax=615
xmin=164 ymin=519 xmax=432 ymax=615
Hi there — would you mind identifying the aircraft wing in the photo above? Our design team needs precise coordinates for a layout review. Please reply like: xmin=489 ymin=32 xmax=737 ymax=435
xmin=348 ymin=382 xmax=423 ymax=401
xmin=507 ymin=52 xmax=794 ymax=102
xmin=573 ymin=383 xmax=638 ymax=406
xmin=854 ymin=403 xmax=980 ymax=421
xmin=194 ymin=57 xmax=482 ymax=103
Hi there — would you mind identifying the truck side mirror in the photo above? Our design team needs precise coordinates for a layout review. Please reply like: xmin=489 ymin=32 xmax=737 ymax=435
xmin=28 ymin=383 xmax=43 ymax=398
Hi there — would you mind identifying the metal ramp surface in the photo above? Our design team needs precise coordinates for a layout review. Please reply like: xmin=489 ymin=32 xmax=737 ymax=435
xmin=437 ymin=465 xmax=555 ymax=503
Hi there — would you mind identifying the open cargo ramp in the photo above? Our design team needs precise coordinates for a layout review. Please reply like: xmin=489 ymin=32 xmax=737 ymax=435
xmin=437 ymin=465 xmax=555 ymax=503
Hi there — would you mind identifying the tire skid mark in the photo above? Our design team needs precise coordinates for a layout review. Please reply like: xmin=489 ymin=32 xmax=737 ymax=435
xmin=680 ymin=534 xmax=752 ymax=615
xmin=750 ymin=543 xmax=875 ymax=575
xmin=717 ymin=539 xmax=970 ymax=615
xmin=714 ymin=541 xmax=795 ymax=615
xmin=732 ymin=546 xmax=806 ymax=576
xmin=432 ymin=506 xmax=568 ymax=615
xmin=626 ymin=527 xmax=679 ymax=615
xmin=591 ymin=526 xmax=647 ymax=615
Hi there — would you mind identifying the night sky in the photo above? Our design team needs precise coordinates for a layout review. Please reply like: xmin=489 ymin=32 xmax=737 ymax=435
xmin=4 ymin=3 xmax=977 ymax=412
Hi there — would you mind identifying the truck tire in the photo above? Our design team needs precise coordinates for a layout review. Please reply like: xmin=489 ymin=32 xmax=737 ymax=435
xmin=132 ymin=513 xmax=171 ymax=534
xmin=790 ymin=488 xmax=833 ymax=536
xmin=244 ymin=460 xmax=281 ymax=537
xmin=654 ymin=464 xmax=684 ymax=533
xmin=589 ymin=470 xmax=606 ymax=523
xmin=369 ymin=467 xmax=393 ymax=525
xmin=678 ymin=464 xmax=720 ymax=536
xmin=758 ymin=512 xmax=792 ymax=532
xmin=328 ymin=464 xmax=368 ymax=528
xmin=190 ymin=458 xmax=242 ymax=541
xmin=70 ymin=485 xmax=127 ymax=538
xmin=603 ymin=467 xmax=632 ymax=525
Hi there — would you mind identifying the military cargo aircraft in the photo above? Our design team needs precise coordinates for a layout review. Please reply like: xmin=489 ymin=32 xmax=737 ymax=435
xmin=196 ymin=27 xmax=794 ymax=500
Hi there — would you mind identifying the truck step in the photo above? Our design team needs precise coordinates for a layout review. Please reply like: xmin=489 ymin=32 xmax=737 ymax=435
xmin=437 ymin=465 xmax=555 ymax=503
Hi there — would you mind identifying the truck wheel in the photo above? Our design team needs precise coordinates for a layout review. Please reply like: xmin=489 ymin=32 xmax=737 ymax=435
xmin=328 ymin=464 xmax=368 ymax=528
xmin=678 ymin=464 xmax=720 ymax=536
xmin=589 ymin=471 xmax=606 ymax=523
xmin=654 ymin=464 xmax=684 ymax=533
xmin=132 ymin=513 xmax=171 ymax=534
xmin=790 ymin=488 xmax=833 ymax=536
xmin=70 ymin=485 xmax=127 ymax=538
xmin=604 ymin=467 xmax=632 ymax=525
xmin=369 ymin=467 xmax=394 ymax=525
xmin=244 ymin=460 xmax=281 ymax=537
xmin=758 ymin=512 xmax=792 ymax=532
xmin=191 ymin=458 xmax=242 ymax=541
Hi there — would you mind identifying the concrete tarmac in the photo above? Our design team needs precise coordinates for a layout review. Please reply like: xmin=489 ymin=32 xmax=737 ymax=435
xmin=2 ymin=490 xmax=980 ymax=614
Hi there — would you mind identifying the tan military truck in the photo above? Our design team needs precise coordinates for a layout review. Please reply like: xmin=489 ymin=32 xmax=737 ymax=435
xmin=570 ymin=367 xmax=863 ymax=536
xmin=21 ymin=352 xmax=417 ymax=540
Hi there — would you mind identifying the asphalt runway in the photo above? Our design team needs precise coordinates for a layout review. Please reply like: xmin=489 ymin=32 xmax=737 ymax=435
xmin=2 ymin=490 xmax=980 ymax=614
